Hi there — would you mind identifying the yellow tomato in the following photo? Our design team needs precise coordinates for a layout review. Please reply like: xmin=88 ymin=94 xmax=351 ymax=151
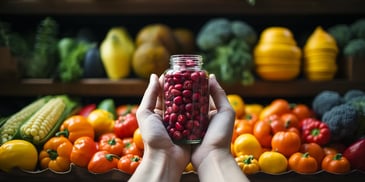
xmin=87 ymin=109 xmax=115 ymax=137
xmin=233 ymin=133 xmax=262 ymax=159
xmin=245 ymin=104 xmax=264 ymax=116
xmin=258 ymin=151 xmax=288 ymax=174
xmin=0 ymin=139 xmax=38 ymax=172
xmin=227 ymin=94 xmax=245 ymax=119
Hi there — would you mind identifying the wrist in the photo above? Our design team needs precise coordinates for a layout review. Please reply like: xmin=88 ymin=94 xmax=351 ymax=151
xmin=129 ymin=148 xmax=184 ymax=182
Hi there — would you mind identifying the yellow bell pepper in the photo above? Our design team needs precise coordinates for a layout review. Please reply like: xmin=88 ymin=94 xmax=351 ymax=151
xmin=235 ymin=155 xmax=260 ymax=174
xmin=0 ymin=139 xmax=38 ymax=172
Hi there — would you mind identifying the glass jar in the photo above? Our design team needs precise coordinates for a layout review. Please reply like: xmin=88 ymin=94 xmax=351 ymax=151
xmin=163 ymin=55 xmax=209 ymax=144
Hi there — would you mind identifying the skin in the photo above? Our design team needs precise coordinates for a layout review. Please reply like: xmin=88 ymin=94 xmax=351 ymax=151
xmin=129 ymin=73 xmax=249 ymax=182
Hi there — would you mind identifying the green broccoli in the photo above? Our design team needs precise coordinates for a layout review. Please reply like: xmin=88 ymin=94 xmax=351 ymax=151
xmin=322 ymin=104 xmax=359 ymax=142
xmin=327 ymin=24 xmax=352 ymax=49
xmin=346 ymin=95 xmax=365 ymax=138
xmin=350 ymin=18 xmax=365 ymax=40
xmin=231 ymin=20 xmax=257 ymax=48
xmin=312 ymin=90 xmax=343 ymax=118
xmin=343 ymin=89 xmax=365 ymax=102
xmin=343 ymin=38 xmax=365 ymax=59
xmin=196 ymin=18 xmax=232 ymax=51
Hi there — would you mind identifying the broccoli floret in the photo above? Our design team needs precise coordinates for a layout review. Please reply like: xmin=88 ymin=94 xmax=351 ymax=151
xmin=312 ymin=90 xmax=343 ymax=118
xmin=322 ymin=104 xmax=359 ymax=142
xmin=231 ymin=20 xmax=257 ymax=48
xmin=346 ymin=95 xmax=365 ymax=138
xmin=343 ymin=38 xmax=365 ymax=59
xmin=343 ymin=89 xmax=365 ymax=102
xmin=327 ymin=24 xmax=352 ymax=49
xmin=196 ymin=18 xmax=232 ymax=51
xmin=350 ymin=18 xmax=365 ymax=40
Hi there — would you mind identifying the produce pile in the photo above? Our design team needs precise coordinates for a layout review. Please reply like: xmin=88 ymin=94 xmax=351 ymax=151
xmin=1 ymin=16 xmax=365 ymax=83
xmin=1 ymin=90 xmax=365 ymax=176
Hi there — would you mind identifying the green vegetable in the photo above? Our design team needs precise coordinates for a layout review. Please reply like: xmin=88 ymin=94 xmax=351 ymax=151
xmin=343 ymin=38 xmax=365 ymax=59
xmin=312 ymin=90 xmax=343 ymax=118
xmin=350 ymin=18 xmax=365 ymax=40
xmin=322 ymin=104 xmax=359 ymax=142
xmin=57 ymin=37 xmax=94 ymax=82
xmin=97 ymin=98 xmax=117 ymax=119
xmin=346 ymin=95 xmax=365 ymax=139
xmin=343 ymin=89 xmax=365 ymax=102
xmin=197 ymin=18 xmax=257 ymax=85
xmin=327 ymin=24 xmax=352 ymax=49
xmin=26 ymin=17 xmax=59 ymax=78
xmin=196 ymin=18 xmax=232 ymax=51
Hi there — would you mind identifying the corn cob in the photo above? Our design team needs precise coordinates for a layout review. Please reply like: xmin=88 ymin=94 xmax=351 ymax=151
xmin=0 ymin=97 xmax=48 ymax=145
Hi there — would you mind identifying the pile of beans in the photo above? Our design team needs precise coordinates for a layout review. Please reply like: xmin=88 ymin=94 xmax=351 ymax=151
xmin=163 ymin=68 xmax=209 ymax=144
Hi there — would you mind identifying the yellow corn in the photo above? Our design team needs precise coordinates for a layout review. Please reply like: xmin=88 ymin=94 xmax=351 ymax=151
xmin=0 ymin=97 xmax=47 ymax=144
xmin=20 ymin=97 xmax=66 ymax=144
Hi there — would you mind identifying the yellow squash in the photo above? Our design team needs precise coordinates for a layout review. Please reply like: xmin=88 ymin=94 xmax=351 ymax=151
xmin=100 ymin=27 xmax=135 ymax=80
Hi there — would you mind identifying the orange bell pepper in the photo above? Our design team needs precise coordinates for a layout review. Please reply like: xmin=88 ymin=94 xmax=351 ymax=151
xmin=56 ymin=115 xmax=95 ymax=143
xmin=117 ymin=153 xmax=142 ymax=174
xmin=88 ymin=150 xmax=120 ymax=173
xmin=70 ymin=136 xmax=98 ymax=168
xmin=39 ymin=136 xmax=73 ymax=172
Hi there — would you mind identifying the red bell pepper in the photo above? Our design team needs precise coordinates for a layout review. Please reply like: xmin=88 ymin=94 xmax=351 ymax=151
xmin=301 ymin=118 xmax=331 ymax=146
xmin=114 ymin=113 xmax=138 ymax=139
xmin=343 ymin=138 xmax=365 ymax=171
xmin=78 ymin=104 xmax=96 ymax=117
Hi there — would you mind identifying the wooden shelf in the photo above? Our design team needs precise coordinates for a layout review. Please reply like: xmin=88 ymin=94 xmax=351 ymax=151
xmin=1 ymin=78 xmax=364 ymax=98
xmin=0 ymin=0 xmax=364 ymax=15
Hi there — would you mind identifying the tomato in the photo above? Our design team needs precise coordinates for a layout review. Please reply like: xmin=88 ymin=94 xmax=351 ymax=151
xmin=87 ymin=109 xmax=115 ymax=137
xmin=258 ymin=151 xmax=288 ymax=174
xmin=114 ymin=113 xmax=139 ymax=139
xmin=133 ymin=128 xmax=144 ymax=150
xmin=253 ymin=115 xmax=285 ymax=148
xmin=88 ymin=150 xmax=119 ymax=173
xmin=321 ymin=153 xmax=351 ymax=174
xmin=299 ymin=142 xmax=325 ymax=168
xmin=233 ymin=133 xmax=262 ymax=159
xmin=98 ymin=133 xmax=124 ymax=156
xmin=280 ymin=112 xmax=300 ymax=130
xmin=245 ymin=104 xmax=263 ymax=116
xmin=291 ymin=104 xmax=313 ymax=122
xmin=70 ymin=136 xmax=98 ymax=168
xmin=122 ymin=137 xmax=143 ymax=157
xmin=118 ymin=153 xmax=142 ymax=174
xmin=227 ymin=94 xmax=246 ymax=119
xmin=116 ymin=104 xmax=139 ymax=116
xmin=271 ymin=131 xmax=301 ymax=158
xmin=259 ymin=99 xmax=291 ymax=120
xmin=57 ymin=115 xmax=95 ymax=143
xmin=288 ymin=152 xmax=318 ymax=174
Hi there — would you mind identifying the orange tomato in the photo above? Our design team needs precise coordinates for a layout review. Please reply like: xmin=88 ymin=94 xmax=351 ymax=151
xmin=323 ymin=147 xmax=338 ymax=155
xmin=133 ymin=128 xmax=144 ymax=150
xmin=288 ymin=152 xmax=318 ymax=174
xmin=291 ymin=104 xmax=313 ymax=121
xmin=271 ymin=131 xmax=301 ymax=158
xmin=280 ymin=112 xmax=300 ymax=130
xmin=235 ymin=118 xmax=254 ymax=135
xmin=116 ymin=104 xmax=139 ymax=116
xmin=227 ymin=94 xmax=246 ymax=119
xmin=321 ymin=153 xmax=351 ymax=174
xmin=299 ymin=142 xmax=325 ymax=169
xmin=253 ymin=120 xmax=273 ymax=148
xmin=259 ymin=99 xmax=291 ymax=120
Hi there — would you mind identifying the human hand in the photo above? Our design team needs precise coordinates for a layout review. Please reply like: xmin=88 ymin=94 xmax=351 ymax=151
xmin=130 ymin=74 xmax=190 ymax=182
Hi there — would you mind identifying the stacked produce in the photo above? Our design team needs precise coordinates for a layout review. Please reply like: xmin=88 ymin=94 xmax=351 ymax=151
xmin=1 ymin=92 xmax=365 ymax=176
xmin=303 ymin=26 xmax=339 ymax=81
xmin=254 ymin=27 xmax=302 ymax=81
xmin=196 ymin=18 xmax=257 ymax=85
